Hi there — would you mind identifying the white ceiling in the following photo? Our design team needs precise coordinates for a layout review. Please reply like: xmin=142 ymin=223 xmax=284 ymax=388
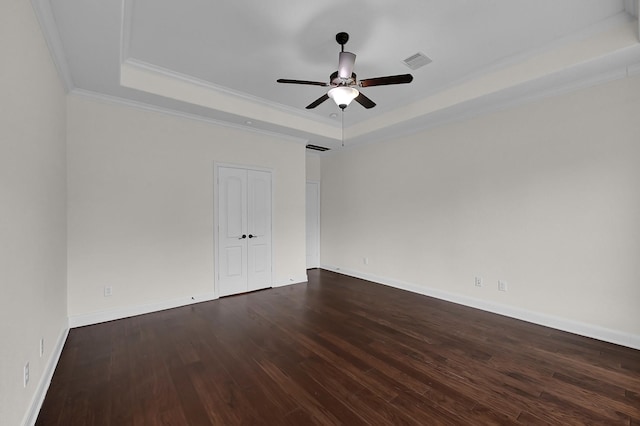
xmin=38 ymin=0 xmax=640 ymax=149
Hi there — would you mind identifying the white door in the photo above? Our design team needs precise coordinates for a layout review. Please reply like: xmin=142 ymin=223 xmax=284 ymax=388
xmin=306 ymin=181 xmax=320 ymax=269
xmin=218 ymin=167 xmax=248 ymax=296
xmin=217 ymin=167 xmax=272 ymax=297
xmin=247 ymin=170 xmax=272 ymax=291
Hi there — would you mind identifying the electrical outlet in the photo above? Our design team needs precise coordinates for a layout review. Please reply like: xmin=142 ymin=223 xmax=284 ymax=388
xmin=363 ymin=257 xmax=369 ymax=265
xmin=474 ymin=277 xmax=483 ymax=287
xmin=498 ymin=280 xmax=508 ymax=292
xmin=24 ymin=362 xmax=29 ymax=387
xmin=40 ymin=338 xmax=44 ymax=357
xmin=104 ymin=286 xmax=113 ymax=297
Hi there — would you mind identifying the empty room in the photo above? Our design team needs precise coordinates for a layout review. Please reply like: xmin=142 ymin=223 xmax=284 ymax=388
xmin=2 ymin=0 xmax=640 ymax=424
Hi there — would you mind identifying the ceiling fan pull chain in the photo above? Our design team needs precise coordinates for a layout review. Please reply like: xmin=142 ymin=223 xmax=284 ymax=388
xmin=342 ymin=109 xmax=345 ymax=147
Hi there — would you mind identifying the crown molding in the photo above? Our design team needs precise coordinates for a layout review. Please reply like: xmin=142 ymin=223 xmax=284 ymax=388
xmin=30 ymin=0 xmax=74 ymax=91
xmin=348 ymin=15 xmax=640 ymax=143
xmin=411 ymin=12 xmax=636 ymax=103
xmin=339 ymin=62 xmax=640 ymax=152
xmin=70 ymin=88 xmax=309 ymax=144
xmin=122 ymin=58 xmax=339 ymax=128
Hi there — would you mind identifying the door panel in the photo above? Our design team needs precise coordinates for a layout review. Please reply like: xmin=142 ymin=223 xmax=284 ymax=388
xmin=252 ymin=244 xmax=268 ymax=272
xmin=218 ymin=167 xmax=248 ymax=297
xmin=306 ymin=181 xmax=320 ymax=268
xmin=247 ymin=170 xmax=272 ymax=291
xmin=225 ymin=176 xmax=244 ymax=237
xmin=248 ymin=173 xmax=269 ymax=236
xmin=225 ymin=246 xmax=243 ymax=276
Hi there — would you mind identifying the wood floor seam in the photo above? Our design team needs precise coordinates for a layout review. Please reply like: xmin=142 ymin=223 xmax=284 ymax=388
xmin=36 ymin=269 xmax=640 ymax=425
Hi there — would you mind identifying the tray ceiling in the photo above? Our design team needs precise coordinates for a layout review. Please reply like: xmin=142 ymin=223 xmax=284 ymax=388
xmin=38 ymin=0 xmax=640 ymax=149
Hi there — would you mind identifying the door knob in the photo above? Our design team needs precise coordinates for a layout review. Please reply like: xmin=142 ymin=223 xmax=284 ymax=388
xmin=238 ymin=234 xmax=247 ymax=239
xmin=248 ymin=234 xmax=256 ymax=239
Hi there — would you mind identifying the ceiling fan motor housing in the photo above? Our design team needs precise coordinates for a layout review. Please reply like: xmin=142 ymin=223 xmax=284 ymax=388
xmin=330 ymin=71 xmax=356 ymax=87
xmin=336 ymin=32 xmax=349 ymax=48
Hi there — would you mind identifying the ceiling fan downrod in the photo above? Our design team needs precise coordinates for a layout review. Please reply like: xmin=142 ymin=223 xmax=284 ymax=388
xmin=336 ymin=32 xmax=349 ymax=52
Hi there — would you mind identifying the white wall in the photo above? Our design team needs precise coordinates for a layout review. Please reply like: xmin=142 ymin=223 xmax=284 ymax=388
xmin=306 ymin=152 xmax=321 ymax=181
xmin=321 ymin=74 xmax=640 ymax=346
xmin=0 ymin=1 xmax=68 ymax=424
xmin=66 ymin=96 xmax=307 ymax=321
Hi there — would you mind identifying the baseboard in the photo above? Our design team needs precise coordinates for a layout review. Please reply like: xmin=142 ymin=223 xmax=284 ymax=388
xmin=67 ymin=276 xmax=311 ymax=328
xmin=23 ymin=324 xmax=69 ymax=426
xmin=68 ymin=292 xmax=217 ymax=328
xmin=322 ymin=265 xmax=640 ymax=351
xmin=272 ymin=274 xmax=309 ymax=288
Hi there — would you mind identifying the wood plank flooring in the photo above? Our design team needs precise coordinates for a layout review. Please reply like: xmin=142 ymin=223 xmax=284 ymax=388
xmin=37 ymin=269 xmax=640 ymax=425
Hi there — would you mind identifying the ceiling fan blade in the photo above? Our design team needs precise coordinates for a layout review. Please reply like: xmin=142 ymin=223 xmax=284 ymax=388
xmin=359 ymin=74 xmax=413 ymax=87
xmin=277 ymin=79 xmax=329 ymax=87
xmin=354 ymin=92 xmax=376 ymax=109
xmin=338 ymin=52 xmax=356 ymax=79
xmin=306 ymin=93 xmax=330 ymax=109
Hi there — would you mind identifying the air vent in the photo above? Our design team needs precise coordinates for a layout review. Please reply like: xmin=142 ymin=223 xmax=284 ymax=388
xmin=306 ymin=144 xmax=330 ymax=152
xmin=402 ymin=52 xmax=432 ymax=70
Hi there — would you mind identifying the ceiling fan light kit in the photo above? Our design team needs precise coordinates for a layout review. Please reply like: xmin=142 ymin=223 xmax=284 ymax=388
xmin=277 ymin=31 xmax=413 ymax=110
xmin=328 ymin=86 xmax=359 ymax=109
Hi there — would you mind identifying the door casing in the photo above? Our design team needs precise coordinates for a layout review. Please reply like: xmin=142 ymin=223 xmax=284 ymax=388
xmin=306 ymin=181 xmax=320 ymax=269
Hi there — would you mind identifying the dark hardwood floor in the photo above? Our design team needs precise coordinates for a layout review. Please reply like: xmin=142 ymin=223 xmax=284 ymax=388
xmin=38 ymin=269 xmax=640 ymax=425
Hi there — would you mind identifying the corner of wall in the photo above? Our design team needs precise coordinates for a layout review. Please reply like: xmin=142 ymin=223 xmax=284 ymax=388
xmin=22 ymin=325 xmax=69 ymax=426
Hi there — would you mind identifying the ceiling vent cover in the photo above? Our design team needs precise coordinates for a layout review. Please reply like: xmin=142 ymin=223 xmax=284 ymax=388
xmin=402 ymin=52 xmax=432 ymax=70
xmin=306 ymin=144 xmax=330 ymax=152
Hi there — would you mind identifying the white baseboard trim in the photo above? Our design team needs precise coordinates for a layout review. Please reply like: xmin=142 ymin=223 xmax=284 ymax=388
xmin=23 ymin=324 xmax=69 ymax=426
xmin=272 ymin=274 xmax=309 ymax=288
xmin=68 ymin=292 xmax=217 ymax=328
xmin=67 ymin=276 xmax=312 ymax=329
xmin=322 ymin=265 xmax=640 ymax=351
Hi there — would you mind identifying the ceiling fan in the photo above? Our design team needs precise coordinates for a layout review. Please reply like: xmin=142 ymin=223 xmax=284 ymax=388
xmin=277 ymin=32 xmax=413 ymax=110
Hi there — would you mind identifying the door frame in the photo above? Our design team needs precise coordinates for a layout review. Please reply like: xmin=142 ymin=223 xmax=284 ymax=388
xmin=214 ymin=162 xmax=274 ymax=298
xmin=306 ymin=180 xmax=321 ymax=269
